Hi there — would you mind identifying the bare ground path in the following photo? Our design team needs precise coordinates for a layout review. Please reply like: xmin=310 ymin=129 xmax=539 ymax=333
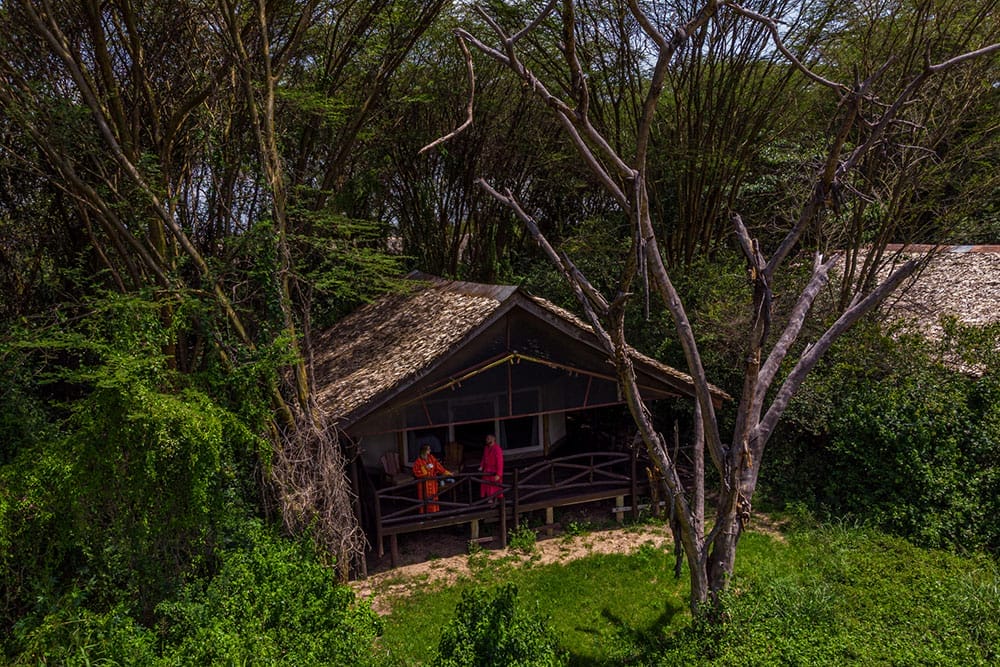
xmin=351 ymin=521 xmax=673 ymax=616
xmin=351 ymin=511 xmax=788 ymax=616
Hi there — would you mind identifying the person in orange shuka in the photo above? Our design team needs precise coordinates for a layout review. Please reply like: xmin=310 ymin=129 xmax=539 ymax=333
xmin=412 ymin=443 xmax=453 ymax=513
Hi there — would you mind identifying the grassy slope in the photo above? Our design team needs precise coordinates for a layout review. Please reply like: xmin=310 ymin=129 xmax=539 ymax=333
xmin=374 ymin=523 xmax=999 ymax=666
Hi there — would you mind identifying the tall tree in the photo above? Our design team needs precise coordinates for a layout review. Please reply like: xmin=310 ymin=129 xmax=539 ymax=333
xmin=0 ymin=0 xmax=448 ymax=576
xmin=429 ymin=0 xmax=999 ymax=614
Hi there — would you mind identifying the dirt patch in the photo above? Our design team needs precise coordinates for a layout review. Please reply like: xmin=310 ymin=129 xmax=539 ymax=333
xmin=351 ymin=506 xmax=787 ymax=616
xmin=351 ymin=504 xmax=675 ymax=615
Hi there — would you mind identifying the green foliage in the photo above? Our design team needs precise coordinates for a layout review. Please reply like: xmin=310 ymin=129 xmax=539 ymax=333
xmin=0 ymin=293 xmax=267 ymax=647
xmin=1 ymin=291 xmax=384 ymax=664
xmin=382 ymin=526 xmax=999 ymax=665
xmin=649 ymin=527 xmax=1000 ymax=665
xmin=658 ymin=251 xmax=752 ymax=390
xmin=561 ymin=520 xmax=593 ymax=539
xmin=508 ymin=525 xmax=538 ymax=555
xmin=381 ymin=540 xmax=686 ymax=665
xmin=8 ymin=522 xmax=383 ymax=666
xmin=158 ymin=521 xmax=382 ymax=666
xmin=8 ymin=599 xmax=161 ymax=666
xmin=433 ymin=584 xmax=566 ymax=667
xmin=765 ymin=319 xmax=1000 ymax=553
xmin=288 ymin=205 xmax=408 ymax=327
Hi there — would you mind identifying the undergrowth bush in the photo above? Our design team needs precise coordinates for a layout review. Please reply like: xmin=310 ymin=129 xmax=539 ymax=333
xmin=644 ymin=526 xmax=1000 ymax=665
xmin=434 ymin=583 xmax=566 ymax=667
xmin=9 ymin=521 xmax=382 ymax=665
xmin=765 ymin=319 xmax=1000 ymax=553
xmin=158 ymin=521 xmax=382 ymax=665
xmin=508 ymin=524 xmax=538 ymax=555
xmin=0 ymin=293 xmax=315 ymax=662
xmin=0 ymin=294 xmax=266 ymax=635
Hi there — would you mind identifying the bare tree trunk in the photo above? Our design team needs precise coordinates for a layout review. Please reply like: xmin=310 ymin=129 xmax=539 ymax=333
xmin=217 ymin=0 xmax=367 ymax=576
xmin=430 ymin=0 xmax=997 ymax=616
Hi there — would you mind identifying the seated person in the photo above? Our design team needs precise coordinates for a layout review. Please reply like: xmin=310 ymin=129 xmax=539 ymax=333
xmin=412 ymin=443 xmax=453 ymax=513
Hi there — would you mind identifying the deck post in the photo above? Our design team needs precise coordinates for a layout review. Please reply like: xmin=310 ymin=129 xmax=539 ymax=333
xmin=545 ymin=506 xmax=554 ymax=536
xmin=513 ymin=468 xmax=520 ymax=528
xmin=374 ymin=490 xmax=385 ymax=557
xmin=630 ymin=446 xmax=639 ymax=521
xmin=389 ymin=534 xmax=399 ymax=567
xmin=470 ymin=519 xmax=480 ymax=540
xmin=499 ymin=501 xmax=507 ymax=549
xmin=615 ymin=495 xmax=625 ymax=524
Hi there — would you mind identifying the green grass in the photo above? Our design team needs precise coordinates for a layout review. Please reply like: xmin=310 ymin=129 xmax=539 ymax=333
xmin=374 ymin=522 xmax=1000 ymax=666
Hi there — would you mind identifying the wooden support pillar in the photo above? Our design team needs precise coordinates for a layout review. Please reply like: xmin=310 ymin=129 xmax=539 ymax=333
xmin=389 ymin=534 xmax=399 ymax=567
xmin=499 ymin=503 xmax=507 ymax=549
xmin=374 ymin=493 xmax=384 ymax=558
xmin=542 ymin=414 xmax=551 ymax=455
xmin=545 ymin=507 xmax=555 ymax=537
xmin=615 ymin=495 xmax=625 ymax=524
xmin=630 ymin=446 xmax=639 ymax=522
xmin=513 ymin=468 xmax=520 ymax=528
xmin=470 ymin=519 xmax=480 ymax=540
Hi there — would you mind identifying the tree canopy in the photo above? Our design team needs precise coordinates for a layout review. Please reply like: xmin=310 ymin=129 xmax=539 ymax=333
xmin=0 ymin=0 xmax=998 ymax=656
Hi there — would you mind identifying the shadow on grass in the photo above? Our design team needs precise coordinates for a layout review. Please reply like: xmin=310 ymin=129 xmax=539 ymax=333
xmin=564 ymin=601 xmax=686 ymax=666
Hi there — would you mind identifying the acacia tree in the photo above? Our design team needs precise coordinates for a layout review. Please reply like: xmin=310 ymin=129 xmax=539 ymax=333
xmin=0 ymin=0 xmax=447 ymax=578
xmin=429 ymin=0 xmax=999 ymax=614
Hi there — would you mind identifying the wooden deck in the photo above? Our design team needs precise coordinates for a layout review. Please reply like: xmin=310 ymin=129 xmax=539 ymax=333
xmin=372 ymin=450 xmax=649 ymax=567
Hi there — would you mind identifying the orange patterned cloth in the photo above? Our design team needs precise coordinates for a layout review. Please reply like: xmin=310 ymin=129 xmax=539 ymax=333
xmin=412 ymin=453 xmax=452 ymax=513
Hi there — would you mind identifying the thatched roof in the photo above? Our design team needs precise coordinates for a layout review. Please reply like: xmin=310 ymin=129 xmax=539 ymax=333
xmin=312 ymin=273 xmax=726 ymax=430
xmin=855 ymin=245 xmax=1000 ymax=340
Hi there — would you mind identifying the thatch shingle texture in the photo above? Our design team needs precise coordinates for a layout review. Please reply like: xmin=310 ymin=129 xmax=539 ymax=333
xmin=312 ymin=280 xmax=507 ymax=423
xmin=884 ymin=246 xmax=1000 ymax=339
xmin=311 ymin=274 xmax=726 ymax=429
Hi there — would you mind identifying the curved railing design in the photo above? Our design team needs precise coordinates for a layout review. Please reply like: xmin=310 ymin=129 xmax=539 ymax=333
xmin=372 ymin=449 xmax=647 ymax=565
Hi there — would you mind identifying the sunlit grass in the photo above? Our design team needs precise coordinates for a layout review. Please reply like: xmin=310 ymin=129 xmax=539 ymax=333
xmin=374 ymin=522 xmax=1000 ymax=666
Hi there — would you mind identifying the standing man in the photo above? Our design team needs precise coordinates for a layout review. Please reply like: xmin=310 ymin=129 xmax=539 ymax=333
xmin=478 ymin=434 xmax=504 ymax=504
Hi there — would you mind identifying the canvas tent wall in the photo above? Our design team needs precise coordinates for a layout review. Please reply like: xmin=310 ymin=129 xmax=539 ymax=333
xmin=310 ymin=273 xmax=727 ymax=471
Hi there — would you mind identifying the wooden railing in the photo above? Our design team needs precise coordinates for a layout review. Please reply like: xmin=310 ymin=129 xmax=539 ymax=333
xmin=511 ymin=451 xmax=640 ymax=525
xmin=372 ymin=449 xmax=646 ymax=566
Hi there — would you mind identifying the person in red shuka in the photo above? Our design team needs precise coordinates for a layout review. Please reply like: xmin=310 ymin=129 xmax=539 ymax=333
xmin=412 ymin=443 xmax=453 ymax=513
xmin=478 ymin=433 xmax=504 ymax=504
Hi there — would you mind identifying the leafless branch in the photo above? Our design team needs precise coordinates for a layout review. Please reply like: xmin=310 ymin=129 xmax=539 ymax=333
xmin=626 ymin=0 xmax=668 ymax=49
xmin=511 ymin=0 xmax=559 ymax=44
xmin=476 ymin=178 xmax=613 ymax=323
xmin=723 ymin=0 xmax=846 ymax=92
xmin=755 ymin=253 xmax=836 ymax=403
xmin=755 ymin=258 xmax=919 ymax=450
xmin=929 ymin=42 xmax=1000 ymax=71
xmin=420 ymin=33 xmax=476 ymax=154
xmin=561 ymin=0 xmax=589 ymax=118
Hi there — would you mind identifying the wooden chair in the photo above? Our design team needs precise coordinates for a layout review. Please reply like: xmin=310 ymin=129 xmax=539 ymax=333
xmin=444 ymin=441 xmax=464 ymax=470
xmin=379 ymin=451 xmax=411 ymax=487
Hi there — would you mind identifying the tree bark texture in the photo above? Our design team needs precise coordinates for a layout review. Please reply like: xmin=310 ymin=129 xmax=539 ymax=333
xmin=436 ymin=0 xmax=998 ymax=615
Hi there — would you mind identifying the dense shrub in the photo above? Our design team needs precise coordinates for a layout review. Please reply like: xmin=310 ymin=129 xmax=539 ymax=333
xmin=157 ymin=521 xmax=382 ymax=666
xmin=763 ymin=319 xmax=1000 ymax=553
xmin=8 ymin=522 xmax=382 ymax=665
xmin=1 ymin=293 xmax=383 ymax=664
xmin=8 ymin=597 xmax=161 ymax=665
xmin=434 ymin=584 xmax=567 ymax=667
xmin=0 ymin=294 xmax=266 ymax=653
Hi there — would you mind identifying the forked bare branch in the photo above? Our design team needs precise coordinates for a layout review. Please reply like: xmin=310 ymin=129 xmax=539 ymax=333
xmin=724 ymin=0 xmax=847 ymax=92
xmin=420 ymin=33 xmax=476 ymax=154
